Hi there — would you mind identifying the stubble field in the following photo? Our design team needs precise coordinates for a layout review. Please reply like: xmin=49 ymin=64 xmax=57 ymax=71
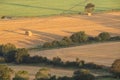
xmin=0 ymin=12 xmax=120 ymax=48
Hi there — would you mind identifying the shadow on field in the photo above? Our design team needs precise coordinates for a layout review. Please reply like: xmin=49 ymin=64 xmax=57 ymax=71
xmin=81 ymin=13 xmax=120 ymax=29
xmin=18 ymin=28 xmax=63 ymax=46
xmin=0 ymin=2 xmax=77 ymax=12
xmin=3 ymin=30 xmax=24 ymax=35
xmin=65 ymin=13 xmax=120 ymax=30
xmin=62 ymin=30 xmax=74 ymax=34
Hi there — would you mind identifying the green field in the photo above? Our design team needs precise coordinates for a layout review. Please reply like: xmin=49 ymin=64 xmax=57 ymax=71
xmin=0 ymin=0 xmax=120 ymax=17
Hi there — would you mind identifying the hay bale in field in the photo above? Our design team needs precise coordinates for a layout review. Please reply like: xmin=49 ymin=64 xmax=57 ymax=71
xmin=88 ymin=13 xmax=92 ymax=16
xmin=25 ymin=31 xmax=32 ymax=36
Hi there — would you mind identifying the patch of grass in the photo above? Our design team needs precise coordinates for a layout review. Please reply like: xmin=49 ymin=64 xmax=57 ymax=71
xmin=0 ymin=0 xmax=120 ymax=17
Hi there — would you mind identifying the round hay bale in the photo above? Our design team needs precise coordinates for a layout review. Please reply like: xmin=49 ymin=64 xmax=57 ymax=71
xmin=25 ymin=31 xmax=32 ymax=36
xmin=88 ymin=13 xmax=92 ymax=16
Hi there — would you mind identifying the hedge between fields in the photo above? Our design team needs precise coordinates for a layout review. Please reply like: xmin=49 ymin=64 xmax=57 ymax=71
xmin=36 ymin=31 xmax=120 ymax=50
xmin=0 ymin=31 xmax=119 ymax=69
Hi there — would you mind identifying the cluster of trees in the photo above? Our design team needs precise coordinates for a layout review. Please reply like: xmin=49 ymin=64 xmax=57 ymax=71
xmin=41 ymin=31 xmax=120 ymax=49
xmin=0 ymin=65 xmax=13 ymax=80
xmin=13 ymin=71 xmax=29 ymax=80
xmin=111 ymin=59 xmax=120 ymax=78
xmin=0 ymin=43 xmax=29 ymax=64
xmin=0 ymin=43 xmax=105 ymax=69
xmin=0 ymin=44 xmax=104 ymax=69
xmin=35 ymin=69 xmax=95 ymax=80
xmin=0 ymin=65 xmax=29 ymax=80
xmin=1 ymin=59 xmax=120 ymax=80
xmin=85 ymin=3 xmax=95 ymax=16
xmin=0 ymin=65 xmax=95 ymax=80
xmin=23 ymin=56 xmax=104 ymax=69
xmin=0 ymin=43 xmax=105 ymax=70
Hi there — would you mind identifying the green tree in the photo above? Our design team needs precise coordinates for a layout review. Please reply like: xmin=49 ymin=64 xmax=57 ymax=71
xmin=73 ymin=69 xmax=95 ymax=80
xmin=85 ymin=3 xmax=95 ymax=15
xmin=5 ymin=50 xmax=16 ymax=62
xmin=58 ymin=37 xmax=73 ymax=47
xmin=75 ymin=58 xmax=85 ymax=68
xmin=111 ymin=59 xmax=120 ymax=78
xmin=13 ymin=71 xmax=29 ymax=80
xmin=70 ymin=31 xmax=88 ymax=43
xmin=0 ymin=65 xmax=13 ymax=80
xmin=42 ymin=42 xmax=53 ymax=48
xmin=98 ymin=32 xmax=110 ymax=41
xmin=35 ymin=68 xmax=50 ymax=80
xmin=52 ymin=57 xmax=62 ymax=65
xmin=15 ymin=48 xmax=29 ymax=64
xmin=62 ymin=37 xmax=72 ymax=45
xmin=51 ymin=40 xmax=60 ymax=47
xmin=0 ymin=43 xmax=16 ymax=56
xmin=59 ymin=40 xmax=70 ymax=47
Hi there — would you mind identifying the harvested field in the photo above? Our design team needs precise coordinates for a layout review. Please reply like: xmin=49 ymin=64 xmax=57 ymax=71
xmin=0 ymin=12 xmax=120 ymax=48
xmin=9 ymin=64 xmax=73 ymax=80
xmin=8 ymin=64 xmax=111 ymax=80
xmin=0 ymin=1 xmax=120 ymax=80
xmin=30 ymin=42 xmax=120 ymax=66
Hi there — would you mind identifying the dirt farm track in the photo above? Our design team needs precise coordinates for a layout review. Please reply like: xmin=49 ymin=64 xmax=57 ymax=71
xmin=0 ymin=12 xmax=120 ymax=48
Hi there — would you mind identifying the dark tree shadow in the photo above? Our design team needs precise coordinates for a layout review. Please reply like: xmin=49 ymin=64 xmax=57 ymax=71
xmin=20 ymin=28 xmax=62 ymax=40
xmin=16 ymin=28 xmax=63 ymax=47
xmin=64 ymin=13 xmax=120 ymax=30
xmin=3 ymin=30 xmax=24 ymax=35
xmin=62 ymin=30 xmax=74 ymax=34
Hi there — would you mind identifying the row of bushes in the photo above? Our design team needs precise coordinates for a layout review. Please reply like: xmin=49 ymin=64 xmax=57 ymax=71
xmin=0 ymin=65 xmax=95 ymax=80
xmin=0 ymin=43 xmax=29 ymax=64
xmin=40 ymin=31 xmax=120 ymax=49
xmin=23 ymin=56 xmax=105 ymax=69
xmin=0 ymin=43 xmax=104 ymax=69
xmin=1 ymin=59 xmax=120 ymax=80
xmin=36 ymin=69 xmax=95 ymax=80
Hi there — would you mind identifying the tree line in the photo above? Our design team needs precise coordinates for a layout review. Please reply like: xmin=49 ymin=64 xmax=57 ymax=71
xmin=0 ymin=65 xmax=95 ymax=80
xmin=0 ymin=59 xmax=120 ymax=80
xmin=0 ymin=43 xmax=104 ymax=69
xmin=38 ymin=31 xmax=120 ymax=49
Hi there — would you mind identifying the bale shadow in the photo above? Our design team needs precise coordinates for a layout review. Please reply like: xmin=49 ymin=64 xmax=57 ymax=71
xmin=17 ymin=28 xmax=63 ymax=47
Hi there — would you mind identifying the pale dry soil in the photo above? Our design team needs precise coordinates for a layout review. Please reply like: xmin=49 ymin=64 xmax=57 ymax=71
xmin=30 ymin=42 xmax=120 ymax=66
xmin=0 ymin=12 xmax=120 ymax=48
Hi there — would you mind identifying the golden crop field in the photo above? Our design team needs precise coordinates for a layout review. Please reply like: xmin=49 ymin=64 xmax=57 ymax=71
xmin=0 ymin=12 xmax=120 ymax=48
